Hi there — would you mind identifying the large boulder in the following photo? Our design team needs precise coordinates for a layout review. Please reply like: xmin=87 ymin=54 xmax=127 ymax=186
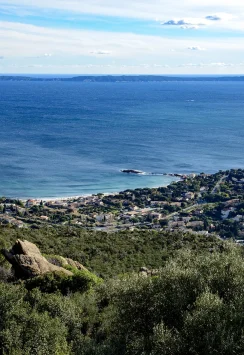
xmin=58 ymin=256 xmax=88 ymax=271
xmin=2 ymin=239 xmax=73 ymax=279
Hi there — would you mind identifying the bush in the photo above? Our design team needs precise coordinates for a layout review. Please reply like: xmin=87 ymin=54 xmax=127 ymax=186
xmin=0 ymin=283 xmax=70 ymax=354
xmin=25 ymin=269 xmax=102 ymax=295
xmin=0 ymin=266 xmax=13 ymax=283
xmin=94 ymin=243 xmax=244 ymax=354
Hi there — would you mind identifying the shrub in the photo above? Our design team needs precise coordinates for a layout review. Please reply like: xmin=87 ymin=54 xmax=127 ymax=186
xmin=25 ymin=269 xmax=102 ymax=295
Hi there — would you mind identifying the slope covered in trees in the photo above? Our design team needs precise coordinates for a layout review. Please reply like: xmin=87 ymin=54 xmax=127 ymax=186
xmin=0 ymin=227 xmax=244 ymax=354
xmin=0 ymin=226 xmax=222 ymax=278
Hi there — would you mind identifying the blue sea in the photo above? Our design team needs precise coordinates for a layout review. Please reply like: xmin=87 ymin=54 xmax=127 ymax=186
xmin=0 ymin=79 xmax=243 ymax=198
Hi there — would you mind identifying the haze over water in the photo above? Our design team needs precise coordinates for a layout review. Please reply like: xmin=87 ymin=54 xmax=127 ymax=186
xmin=0 ymin=79 xmax=243 ymax=198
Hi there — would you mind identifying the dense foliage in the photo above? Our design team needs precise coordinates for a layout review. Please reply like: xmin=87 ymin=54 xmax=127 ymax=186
xmin=1 ymin=226 xmax=244 ymax=354
xmin=0 ymin=226 xmax=222 ymax=278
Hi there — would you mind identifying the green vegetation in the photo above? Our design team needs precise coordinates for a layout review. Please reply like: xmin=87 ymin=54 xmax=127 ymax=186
xmin=0 ymin=226 xmax=222 ymax=278
xmin=0 ymin=231 xmax=244 ymax=354
xmin=25 ymin=269 xmax=102 ymax=294
xmin=0 ymin=168 xmax=243 ymax=353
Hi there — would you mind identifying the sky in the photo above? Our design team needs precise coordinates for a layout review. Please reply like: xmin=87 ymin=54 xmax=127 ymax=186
xmin=0 ymin=0 xmax=244 ymax=74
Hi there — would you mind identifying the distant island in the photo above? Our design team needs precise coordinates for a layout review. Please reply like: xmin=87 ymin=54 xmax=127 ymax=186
xmin=1 ymin=75 xmax=244 ymax=82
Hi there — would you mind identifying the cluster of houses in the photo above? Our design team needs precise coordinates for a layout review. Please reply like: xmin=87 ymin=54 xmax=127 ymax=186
xmin=0 ymin=169 xmax=243 ymax=238
xmin=0 ymin=214 xmax=25 ymax=228
xmin=0 ymin=202 xmax=25 ymax=228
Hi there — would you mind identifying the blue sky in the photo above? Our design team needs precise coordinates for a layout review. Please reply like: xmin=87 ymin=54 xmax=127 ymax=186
xmin=0 ymin=0 xmax=244 ymax=74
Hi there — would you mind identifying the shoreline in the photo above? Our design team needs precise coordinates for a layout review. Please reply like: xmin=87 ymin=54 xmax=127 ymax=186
xmin=3 ymin=173 xmax=192 ymax=203
xmin=19 ymin=192 xmax=119 ymax=203
xmin=17 ymin=179 xmax=182 ymax=203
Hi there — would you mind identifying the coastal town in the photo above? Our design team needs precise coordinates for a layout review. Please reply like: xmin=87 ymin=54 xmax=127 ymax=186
xmin=0 ymin=168 xmax=243 ymax=241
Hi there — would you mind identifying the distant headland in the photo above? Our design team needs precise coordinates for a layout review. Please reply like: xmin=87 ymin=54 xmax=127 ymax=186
xmin=1 ymin=75 xmax=244 ymax=82
xmin=120 ymin=169 xmax=187 ymax=178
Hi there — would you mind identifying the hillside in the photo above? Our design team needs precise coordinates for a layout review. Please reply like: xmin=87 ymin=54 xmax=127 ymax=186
xmin=0 ymin=227 xmax=222 ymax=278
xmin=0 ymin=168 xmax=243 ymax=354
xmin=0 ymin=231 xmax=244 ymax=354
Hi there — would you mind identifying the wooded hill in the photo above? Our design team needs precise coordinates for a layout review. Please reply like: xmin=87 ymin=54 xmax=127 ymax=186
xmin=1 ymin=226 xmax=244 ymax=354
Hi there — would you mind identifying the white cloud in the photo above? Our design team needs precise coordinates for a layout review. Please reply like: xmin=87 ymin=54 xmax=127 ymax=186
xmin=0 ymin=0 xmax=243 ymax=25
xmin=90 ymin=50 xmax=111 ymax=55
xmin=180 ymin=25 xmax=200 ymax=30
xmin=0 ymin=0 xmax=244 ymax=43
xmin=180 ymin=62 xmax=235 ymax=67
xmin=1 ymin=20 xmax=244 ymax=59
xmin=0 ymin=21 xmax=196 ymax=58
xmin=27 ymin=64 xmax=44 ymax=68
xmin=1 ymin=20 xmax=244 ymax=74
xmin=1 ymin=20 xmax=243 ymax=57
xmin=161 ymin=12 xmax=239 ymax=30
xmin=188 ymin=46 xmax=206 ymax=51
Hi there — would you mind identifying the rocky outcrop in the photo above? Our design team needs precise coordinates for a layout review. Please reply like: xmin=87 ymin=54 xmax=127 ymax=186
xmin=121 ymin=169 xmax=143 ymax=174
xmin=58 ymin=256 xmax=88 ymax=271
xmin=2 ymin=240 xmax=73 ymax=279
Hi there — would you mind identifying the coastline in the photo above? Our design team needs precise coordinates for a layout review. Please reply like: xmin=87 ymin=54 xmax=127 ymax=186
xmin=18 ymin=177 xmax=182 ymax=203
xmin=2 ymin=168 xmax=243 ymax=238
xmin=4 ymin=172 xmax=193 ymax=203
xmin=19 ymin=192 xmax=118 ymax=203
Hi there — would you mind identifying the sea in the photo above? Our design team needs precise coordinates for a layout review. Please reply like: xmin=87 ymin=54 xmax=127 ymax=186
xmin=0 ymin=78 xmax=243 ymax=199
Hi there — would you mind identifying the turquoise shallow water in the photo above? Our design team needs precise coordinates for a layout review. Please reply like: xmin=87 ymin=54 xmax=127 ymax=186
xmin=0 ymin=80 xmax=243 ymax=198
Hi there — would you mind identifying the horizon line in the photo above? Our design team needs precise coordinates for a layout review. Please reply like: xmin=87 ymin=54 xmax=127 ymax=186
xmin=1 ymin=73 xmax=244 ymax=77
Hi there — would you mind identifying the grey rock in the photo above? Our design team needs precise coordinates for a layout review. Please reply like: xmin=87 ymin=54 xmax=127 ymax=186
xmin=2 ymin=239 xmax=73 ymax=279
